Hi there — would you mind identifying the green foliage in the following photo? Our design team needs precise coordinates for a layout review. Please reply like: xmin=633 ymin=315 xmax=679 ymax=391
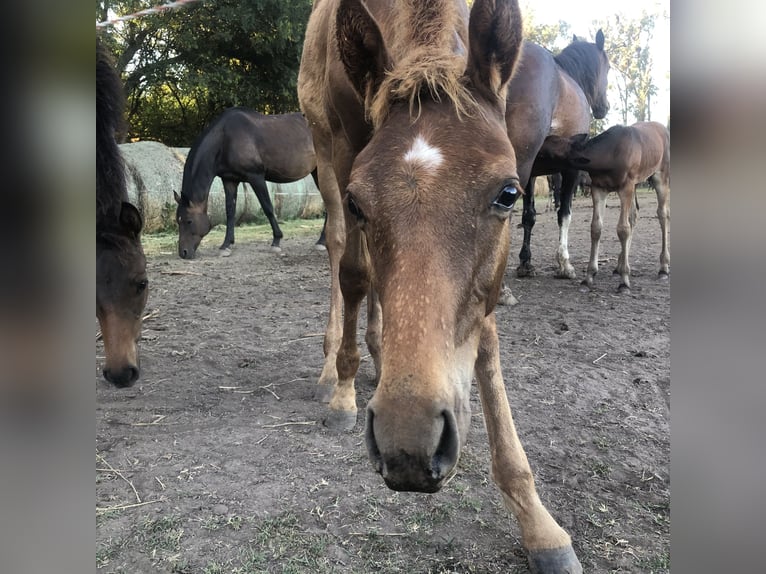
xmin=520 ymin=4 xmax=663 ymax=128
xmin=97 ymin=0 xmax=313 ymax=145
xmin=592 ymin=12 xmax=660 ymax=124
xmin=523 ymin=16 xmax=571 ymax=52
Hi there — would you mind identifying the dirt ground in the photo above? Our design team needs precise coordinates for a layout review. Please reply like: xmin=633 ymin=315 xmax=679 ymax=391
xmin=97 ymin=191 xmax=669 ymax=573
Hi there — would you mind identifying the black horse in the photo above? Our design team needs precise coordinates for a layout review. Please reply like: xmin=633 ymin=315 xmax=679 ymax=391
xmin=97 ymin=39 xmax=148 ymax=387
xmin=502 ymin=32 xmax=610 ymax=293
xmin=175 ymin=107 xmax=325 ymax=259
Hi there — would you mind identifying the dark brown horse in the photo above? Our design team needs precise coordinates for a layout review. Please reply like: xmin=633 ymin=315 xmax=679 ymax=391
xmin=504 ymin=32 xmax=610 ymax=291
xmin=97 ymin=39 xmax=148 ymax=387
xmin=298 ymin=1 xmax=581 ymax=571
xmin=542 ymin=121 xmax=670 ymax=291
xmin=175 ymin=108 xmax=325 ymax=259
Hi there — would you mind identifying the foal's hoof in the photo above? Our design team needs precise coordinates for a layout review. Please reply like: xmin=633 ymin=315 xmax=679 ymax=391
xmin=527 ymin=545 xmax=583 ymax=574
xmin=658 ymin=270 xmax=670 ymax=282
xmin=323 ymin=409 xmax=357 ymax=431
xmin=270 ymin=245 xmax=282 ymax=254
xmin=219 ymin=248 xmax=232 ymax=257
xmin=314 ymin=243 xmax=327 ymax=252
xmin=617 ymin=283 xmax=631 ymax=294
xmin=313 ymin=383 xmax=334 ymax=404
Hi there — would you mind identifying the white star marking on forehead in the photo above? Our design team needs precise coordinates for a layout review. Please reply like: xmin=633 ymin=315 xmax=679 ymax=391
xmin=403 ymin=135 xmax=444 ymax=172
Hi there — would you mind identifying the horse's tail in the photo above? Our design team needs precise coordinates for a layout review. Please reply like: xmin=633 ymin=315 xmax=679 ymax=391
xmin=97 ymin=38 xmax=128 ymax=215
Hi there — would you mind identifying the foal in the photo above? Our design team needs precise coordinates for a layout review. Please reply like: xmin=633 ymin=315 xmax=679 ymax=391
xmin=97 ymin=39 xmax=148 ymax=386
xmin=543 ymin=121 xmax=670 ymax=291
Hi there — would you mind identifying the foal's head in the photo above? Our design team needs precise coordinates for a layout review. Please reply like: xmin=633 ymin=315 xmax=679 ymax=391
xmin=97 ymin=203 xmax=148 ymax=387
xmin=337 ymin=0 xmax=523 ymax=492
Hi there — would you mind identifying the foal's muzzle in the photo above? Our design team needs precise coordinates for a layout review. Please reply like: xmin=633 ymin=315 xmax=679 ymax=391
xmin=365 ymin=407 xmax=461 ymax=493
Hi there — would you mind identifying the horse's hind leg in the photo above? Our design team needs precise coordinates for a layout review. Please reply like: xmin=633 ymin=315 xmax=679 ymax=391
xmin=583 ymin=187 xmax=607 ymax=289
xmin=554 ymin=170 xmax=578 ymax=279
xmin=221 ymin=179 xmax=239 ymax=250
xmin=249 ymin=174 xmax=284 ymax=251
xmin=615 ymin=185 xmax=636 ymax=292
xmin=475 ymin=314 xmax=582 ymax=574
xmin=653 ymin=174 xmax=670 ymax=279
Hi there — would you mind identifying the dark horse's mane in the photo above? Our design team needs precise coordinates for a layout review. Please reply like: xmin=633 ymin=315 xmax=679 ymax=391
xmin=97 ymin=38 xmax=128 ymax=226
xmin=554 ymin=40 xmax=600 ymax=95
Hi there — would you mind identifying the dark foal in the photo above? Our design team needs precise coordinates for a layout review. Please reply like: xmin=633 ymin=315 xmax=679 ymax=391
xmin=97 ymin=39 xmax=148 ymax=387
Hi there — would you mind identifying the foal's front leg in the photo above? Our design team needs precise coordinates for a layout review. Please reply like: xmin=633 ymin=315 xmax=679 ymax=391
xmin=654 ymin=178 xmax=670 ymax=279
xmin=582 ymin=188 xmax=607 ymax=289
xmin=325 ymin=226 xmax=370 ymax=431
xmin=615 ymin=185 xmax=635 ymax=292
xmin=475 ymin=314 xmax=582 ymax=574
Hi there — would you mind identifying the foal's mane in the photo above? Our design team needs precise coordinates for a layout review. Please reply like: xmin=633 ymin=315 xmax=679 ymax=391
xmin=368 ymin=0 xmax=478 ymax=129
xmin=554 ymin=39 xmax=603 ymax=97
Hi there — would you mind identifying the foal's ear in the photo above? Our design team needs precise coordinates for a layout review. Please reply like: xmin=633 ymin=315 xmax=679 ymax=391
xmin=173 ymin=190 xmax=182 ymax=205
xmin=466 ymin=0 xmax=523 ymax=100
xmin=572 ymin=34 xmax=578 ymax=42
xmin=596 ymin=29 xmax=605 ymax=51
xmin=119 ymin=202 xmax=144 ymax=239
xmin=336 ymin=0 xmax=390 ymax=103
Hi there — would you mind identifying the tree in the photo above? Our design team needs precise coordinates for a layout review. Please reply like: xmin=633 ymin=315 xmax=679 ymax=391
xmin=523 ymin=17 xmax=571 ymax=52
xmin=97 ymin=0 xmax=313 ymax=145
xmin=592 ymin=12 xmax=659 ymax=124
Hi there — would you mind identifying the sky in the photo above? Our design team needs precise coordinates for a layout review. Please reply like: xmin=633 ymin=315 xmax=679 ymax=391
xmin=521 ymin=0 xmax=670 ymax=126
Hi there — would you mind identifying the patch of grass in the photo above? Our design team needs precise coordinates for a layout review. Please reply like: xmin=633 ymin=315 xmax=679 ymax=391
xmin=588 ymin=459 xmax=612 ymax=478
xmin=230 ymin=511 xmax=333 ymax=573
xmin=96 ymin=537 xmax=122 ymax=569
xmin=639 ymin=551 xmax=670 ymax=572
xmin=593 ymin=436 xmax=611 ymax=450
xmin=200 ymin=513 xmax=245 ymax=531
xmin=141 ymin=217 xmax=325 ymax=257
xmin=138 ymin=514 xmax=184 ymax=555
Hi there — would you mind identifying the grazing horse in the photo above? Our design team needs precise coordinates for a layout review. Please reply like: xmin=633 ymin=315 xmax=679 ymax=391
xmin=543 ymin=121 xmax=670 ymax=291
xmin=97 ymin=39 xmax=148 ymax=387
xmin=175 ymin=108 xmax=325 ymax=259
xmin=506 ymin=32 xmax=610 ymax=285
xmin=298 ymin=1 xmax=582 ymax=572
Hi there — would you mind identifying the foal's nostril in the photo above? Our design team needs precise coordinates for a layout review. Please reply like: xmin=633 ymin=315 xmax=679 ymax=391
xmin=364 ymin=408 xmax=383 ymax=474
xmin=103 ymin=365 xmax=140 ymax=388
xmin=430 ymin=410 xmax=460 ymax=481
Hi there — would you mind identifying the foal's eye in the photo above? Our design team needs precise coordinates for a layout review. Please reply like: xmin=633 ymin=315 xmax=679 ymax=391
xmin=346 ymin=195 xmax=365 ymax=222
xmin=491 ymin=183 xmax=521 ymax=212
xmin=136 ymin=279 xmax=148 ymax=294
